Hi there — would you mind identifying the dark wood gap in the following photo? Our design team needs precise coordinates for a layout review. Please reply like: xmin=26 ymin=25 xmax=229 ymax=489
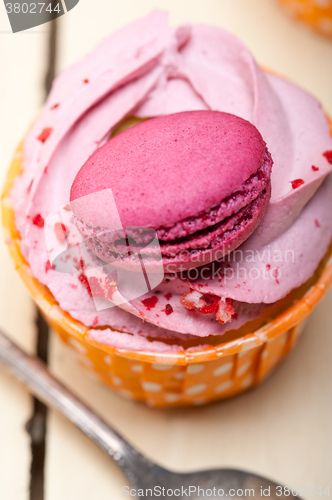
xmin=25 ymin=16 xmax=58 ymax=500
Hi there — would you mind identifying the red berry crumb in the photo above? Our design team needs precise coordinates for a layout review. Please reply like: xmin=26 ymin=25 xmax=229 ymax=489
xmin=32 ymin=214 xmax=44 ymax=227
xmin=312 ymin=165 xmax=319 ymax=172
xmin=92 ymin=316 xmax=98 ymax=327
xmin=54 ymin=222 xmax=68 ymax=242
xmin=164 ymin=304 xmax=173 ymax=316
xmin=197 ymin=294 xmax=220 ymax=316
xmin=83 ymin=78 xmax=89 ymax=84
xmin=78 ymin=273 xmax=92 ymax=297
xmin=73 ymin=257 xmax=85 ymax=271
xmin=141 ymin=296 xmax=158 ymax=310
xmin=290 ymin=179 xmax=305 ymax=189
xmin=272 ymin=268 xmax=280 ymax=285
xmin=315 ymin=219 xmax=320 ymax=228
xmin=323 ymin=150 xmax=332 ymax=164
xmin=164 ymin=293 xmax=172 ymax=301
xmin=45 ymin=260 xmax=52 ymax=273
xmin=37 ymin=127 xmax=52 ymax=142
xmin=50 ymin=103 xmax=59 ymax=110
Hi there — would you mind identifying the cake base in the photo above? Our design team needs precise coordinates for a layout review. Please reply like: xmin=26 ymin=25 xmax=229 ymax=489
xmin=2 ymin=120 xmax=332 ymax=407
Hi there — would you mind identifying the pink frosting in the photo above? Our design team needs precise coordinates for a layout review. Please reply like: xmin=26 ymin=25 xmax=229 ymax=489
xmin=11 ymin=11 xmax=332 ymax=350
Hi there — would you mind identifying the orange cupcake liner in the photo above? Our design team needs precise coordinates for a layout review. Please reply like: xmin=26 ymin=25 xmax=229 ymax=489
xmin=2 ymin=116 xmax=332 ymax=407
xmin=278 ymin=0 xmax=332 ymax=38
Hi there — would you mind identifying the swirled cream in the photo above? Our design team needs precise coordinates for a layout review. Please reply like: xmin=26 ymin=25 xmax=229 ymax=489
xmin=11 ymin=11 xmax=332 ymax=351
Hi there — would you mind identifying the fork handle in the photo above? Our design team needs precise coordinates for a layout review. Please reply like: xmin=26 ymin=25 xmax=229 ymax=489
xmin=0 ymin=328 xmax=154 ymax=482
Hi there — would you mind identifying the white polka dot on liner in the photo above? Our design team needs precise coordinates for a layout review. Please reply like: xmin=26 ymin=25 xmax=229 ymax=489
xmin=164 ymin=393 xmax=181 ymax=403
xmin=215 ymin=380 xmax=234 ymax=394
xmin=261 ymin=350 xmax=268 ymax=359
xmin=111 ymin=375 xmax=123 ymax=386
xmin=152 ymin=363 xmax=174 ymax=371
xmin=236 ymin=360 xmax=252 ymax=377
xmin=104 ymin=356 xmax=112 ymax=365
xmin=213 ymin=362 xmax=233 ymax=377
xmin=187 ymin=364 xmax=204 ymax=374
xmin=241 ymin=374 xmax=254 ymax=389
xmin=192 ymin=398 xmax=208 ymax=406
xmin=174 ymin=372 xmax=185 ymax=380
xmin=185 ymin=383 xmax=207 ymax=396
xmin=131 ymin=364 xmax=143 ymax=373
xmin=314 ymin=0 xmax=331 ymax=8
xmin=142 ymin=382 xmax=162 ymax=392
xmin=68 ymin=338 xmax=87 ymax=354
xmin=76 ymin=353 xmax=94 ymax=369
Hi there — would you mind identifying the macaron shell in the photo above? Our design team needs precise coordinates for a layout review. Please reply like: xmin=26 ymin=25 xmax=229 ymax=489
xmin=70 ymin=111 xmax=267 ymax=230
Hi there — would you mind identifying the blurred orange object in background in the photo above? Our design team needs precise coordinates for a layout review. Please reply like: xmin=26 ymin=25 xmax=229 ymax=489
xmin=278 ymin=0 xmax=332 ymax=38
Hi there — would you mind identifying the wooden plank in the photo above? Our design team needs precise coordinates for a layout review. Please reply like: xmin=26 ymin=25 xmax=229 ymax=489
xmin=46 ymin=335 xmax=129 ymax=500
xmin=45 ymin=1 xmax=332 ymax=498
xmin=0 ymin=8 xmax=49 ymax=500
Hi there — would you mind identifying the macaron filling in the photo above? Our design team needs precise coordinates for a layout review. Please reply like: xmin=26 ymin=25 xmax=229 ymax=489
xmin=73 ymin=177 xmax=271 ymax=266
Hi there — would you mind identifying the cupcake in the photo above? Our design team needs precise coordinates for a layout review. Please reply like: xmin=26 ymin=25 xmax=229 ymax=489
xmin=3 ymin=11 xmax=332 ymax=407
xmin=277 ymin=0 xmax=332 ymax=38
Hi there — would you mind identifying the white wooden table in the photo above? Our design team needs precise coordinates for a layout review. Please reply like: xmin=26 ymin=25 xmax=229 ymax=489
xmin=1 ymin=1 xmax=332 ymax=499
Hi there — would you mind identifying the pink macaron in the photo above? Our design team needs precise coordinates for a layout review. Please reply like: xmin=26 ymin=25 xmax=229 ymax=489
xmin=70 ymin=111 xmax=273 ymax=273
